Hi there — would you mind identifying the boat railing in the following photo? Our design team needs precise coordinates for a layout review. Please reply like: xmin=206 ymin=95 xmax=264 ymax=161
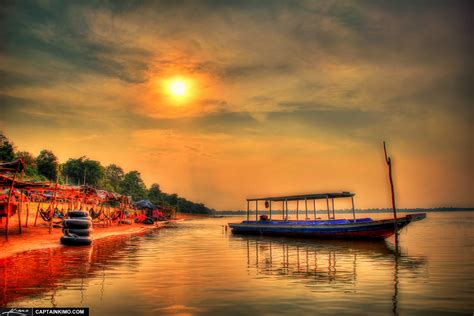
xmin=245 ymin=192 xmax=356 ymax=222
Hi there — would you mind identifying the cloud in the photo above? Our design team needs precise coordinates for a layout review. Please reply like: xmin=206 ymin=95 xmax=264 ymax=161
xmin=1 ymin=0 xmax=472 ymax=208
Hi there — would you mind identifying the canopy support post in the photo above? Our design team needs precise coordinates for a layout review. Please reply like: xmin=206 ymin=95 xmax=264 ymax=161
xmin=285 ymin=199 xmax=288 ymax=221
xmin=246 ymin=200 xmax=249 ymax=220
xmin=4 ymin=172 xmax=17 ymax=241
xmin=282 ymin=201 xmax=284 ymax=220
xmin=296 ymin=200 xmax=299 ymax=220
xmin=351 ymin=196 xmax=356 ymax=222
xmin=25 ymin=200 xmax=30 ymax=227
xmin=255 ymin=200 xmax=258 ymax=221
xmin=18 ymin=190 xmax=23 ymax=234
xmin=269 ymin=201 xmax=272 ymax=220
xmin=49 ymin=180 xmax=59 ymax=234
xmin=331 ymin=198 xmax=335 ymax=219
xmin=305 ymin=198 xmax=308 ymax=220
xmin=326 ymin=196 xmax=330 ymax=220
xmin=313 ymin=199 xmax=317 ymax=220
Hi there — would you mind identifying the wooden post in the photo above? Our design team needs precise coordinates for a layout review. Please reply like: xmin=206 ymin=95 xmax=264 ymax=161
xmin=34 ymin=201 xmax=40 ymax=226
xmin=384 ymin=141 xmax=398 ymax=245
xmin=351 ymin=196 xmax=356 ymax=222
xmin=246 ymin=200 xmax=249 ymax=220
xmin=4 ymin=172 xmax=17 ymax=241
xmin=25 ymin=200 xmax=30 ymax=227
xmin=18 ymin=190 xmax=23 ymax=234
xmin=49 ymin=180 xmax=59 ymax=234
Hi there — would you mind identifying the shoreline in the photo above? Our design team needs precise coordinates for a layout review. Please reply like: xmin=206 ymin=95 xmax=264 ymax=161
xmin=0 ymin=213 xmax=204 ymax=259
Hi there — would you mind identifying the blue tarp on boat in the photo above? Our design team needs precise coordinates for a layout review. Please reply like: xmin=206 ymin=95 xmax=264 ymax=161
xmin=241 ymin=218 xmax=373 ymax=225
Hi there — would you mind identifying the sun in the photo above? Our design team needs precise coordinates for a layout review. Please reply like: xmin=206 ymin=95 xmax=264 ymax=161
xmin=169 ymin=80 xmax=187 ymax=97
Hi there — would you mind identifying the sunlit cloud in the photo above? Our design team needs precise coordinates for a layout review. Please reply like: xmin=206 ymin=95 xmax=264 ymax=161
xmin=0 ymin=0 xmax=472 ymax=209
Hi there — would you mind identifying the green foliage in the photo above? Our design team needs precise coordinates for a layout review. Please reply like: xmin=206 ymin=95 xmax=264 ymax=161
xmin=148 ymin=183 xmax=162 ymax=205
xmin=15 ymin=151 xmax=39 ymax=178
xmin=103 ymin=164 xmax=124 ymax=192
xmin=36 ymin=149 xmax=59 ymax=181
xmin=0 ymin=133 xmax=15 ymax=162
xmin=177 ymin=197 xmax=213 ymax=214
xmin=3 ymin=134 xmax=213 ymax=212
xmin=120 ymin=170 xmax=147 ymax=201
xmin=162 ymin=192 xmax=178 ymax=206
xmin=62 ymin=156 xmax=104 ymax=186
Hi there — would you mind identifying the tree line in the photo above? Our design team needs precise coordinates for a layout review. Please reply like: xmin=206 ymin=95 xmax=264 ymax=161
xmin=0 ymin=133 xmax=213 ymax=214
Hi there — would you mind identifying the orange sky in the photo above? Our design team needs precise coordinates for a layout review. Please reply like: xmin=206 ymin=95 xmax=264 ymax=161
xmin=0 ymin=1 xmax=472 ymax=210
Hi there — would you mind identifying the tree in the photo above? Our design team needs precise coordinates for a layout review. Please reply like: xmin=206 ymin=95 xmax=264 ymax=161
xmin=0 ymin=133 xmax=15 ymax=162
xmin=148 ymin=183 xmax=162 ymax=205
xmin=120 ymin=170 xmax=147 ymax=201
xmin=103 ymin=164 xmax=124 ymax=192
xmin=15 ymin=151 xmax=40 ymax=178
xmin=36 ymin=149 xmax=59 ymax=181
xmin=62 ymin=156 xmax=104 ymax=187
xmin=162 ymin=192 xmax=178 ymax=206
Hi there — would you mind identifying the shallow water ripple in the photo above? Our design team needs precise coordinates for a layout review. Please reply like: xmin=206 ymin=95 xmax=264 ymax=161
xmin=1 ymin=212 xmax=473 ymax=315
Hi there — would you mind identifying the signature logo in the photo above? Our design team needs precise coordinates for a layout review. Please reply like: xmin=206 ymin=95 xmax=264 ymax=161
xmin=1 ymin=309 xmax=30 ymax=316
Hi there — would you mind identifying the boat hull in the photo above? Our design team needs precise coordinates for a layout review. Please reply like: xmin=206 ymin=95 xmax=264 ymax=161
xmin=228 ymin=213 xmax=426 ymax=240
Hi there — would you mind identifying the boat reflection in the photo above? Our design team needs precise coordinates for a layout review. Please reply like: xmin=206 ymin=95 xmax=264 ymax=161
xmin=233 ymin=235 xmax=426 ymax=315
xmin=0 ymin=231 xmax=150 ymax=306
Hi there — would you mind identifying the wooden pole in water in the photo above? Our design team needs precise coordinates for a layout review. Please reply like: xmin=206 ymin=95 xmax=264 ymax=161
xmin=383 ymin=141 xmax=398 ymax=245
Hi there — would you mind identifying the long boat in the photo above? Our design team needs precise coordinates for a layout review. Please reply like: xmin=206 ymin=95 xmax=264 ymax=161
xmin=228 ymin=192 xmax=426 ymax=240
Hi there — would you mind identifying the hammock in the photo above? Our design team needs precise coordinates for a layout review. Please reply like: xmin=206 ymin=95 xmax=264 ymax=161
xmin=53 ymin=207 xmax=65 ymax=219
xmin=39 ymin=208 xmax=52 ymax=222
xmin=38 ymin=208 xmax=63 ymax=225
xmin=90 ymin=207 xmax=103 ymax=220
xmin=110 ymin=210 xmax=122 ymax=221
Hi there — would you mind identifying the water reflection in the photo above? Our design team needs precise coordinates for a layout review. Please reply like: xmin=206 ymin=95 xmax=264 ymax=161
xmin=0 ymin=231 xmax=149 ymax=306
xmin=234 ymin=235 xmax=427 ymax=315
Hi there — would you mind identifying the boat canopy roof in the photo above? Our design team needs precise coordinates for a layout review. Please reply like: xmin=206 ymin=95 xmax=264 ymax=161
xmin=247 ymin=192 xmax=355 ymax=202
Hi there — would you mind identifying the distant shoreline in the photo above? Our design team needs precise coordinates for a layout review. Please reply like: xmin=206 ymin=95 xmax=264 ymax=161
xmin=215 ymin=208 xmax=474 ymax=215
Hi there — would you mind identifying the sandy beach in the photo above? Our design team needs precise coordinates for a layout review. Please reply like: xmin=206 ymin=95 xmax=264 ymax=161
xmin=0 ymin=208 xmax=195 ymax=259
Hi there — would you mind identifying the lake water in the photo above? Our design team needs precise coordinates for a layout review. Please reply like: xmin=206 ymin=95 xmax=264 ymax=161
xmin=1 ymin=212 xmax=473 ymax=315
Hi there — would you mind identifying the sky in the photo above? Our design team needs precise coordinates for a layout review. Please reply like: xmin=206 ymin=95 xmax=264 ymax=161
xmin=0 ymin=0 xmax=472 ymax=210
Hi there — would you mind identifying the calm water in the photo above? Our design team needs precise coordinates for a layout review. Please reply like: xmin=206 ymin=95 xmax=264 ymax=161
xmin=1 ymin=212 xmax=473 ymax=315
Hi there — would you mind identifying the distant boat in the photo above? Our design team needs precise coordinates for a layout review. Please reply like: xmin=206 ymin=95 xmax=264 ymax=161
xmin=228 ymin=192 xmax=426 ymax=240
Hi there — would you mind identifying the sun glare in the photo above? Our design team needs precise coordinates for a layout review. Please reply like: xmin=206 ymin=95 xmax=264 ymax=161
xmin=169 ymin=80 xmax=187 ymax=97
